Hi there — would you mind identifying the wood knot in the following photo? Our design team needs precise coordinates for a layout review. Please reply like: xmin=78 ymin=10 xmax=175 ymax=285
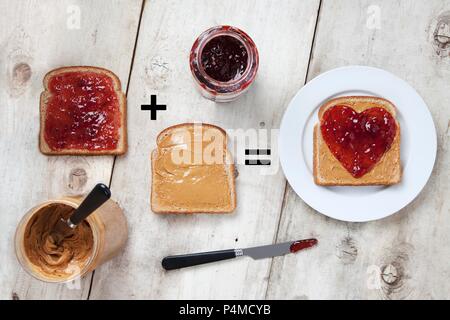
xmin=67 ymin=168 xmax=88 ymax=193
xmin=381 ymin=264 xmax=399 ymax=285
xmin=234 ymin=167 xmax=239 ymax=178
xmin=144 ymin=55 xmax=171 ymax=89
xmin=11 ymin=292 xmax=20 ymax=300
xmin=378 ymin=243 xmax=414 ymax=299
xmin=431 ymin=11 xmax=450 ymax=57
xmin=259 ymin=121 xmax=266 ymax=128
xmin=6 ymin=48 xmax=33 ymax=97
xmin=379 ymin=258 xmax=407 ymax=299
xmin=12 ymin=62 xmax=32 ymax=86
xmin=336 ymin=236 xmax=358 ymax=264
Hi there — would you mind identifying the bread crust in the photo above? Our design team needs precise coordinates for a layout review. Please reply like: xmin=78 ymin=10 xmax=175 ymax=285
xmin=313 ymin=96 xmax=401 ymax=186
xmin=318 ymin=96 xmax=397 ymax=119
xmin=156 ymin=122 xmax=228 ymax=146
xmin=39 ymin=66 xmax=127 ymax=155
xmin=151 ymin=123 xmax=236 ymax=214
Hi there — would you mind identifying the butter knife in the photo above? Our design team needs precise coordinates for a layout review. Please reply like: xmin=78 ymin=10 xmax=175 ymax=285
xmin=162 ymin=238 xmax=318 ymax=270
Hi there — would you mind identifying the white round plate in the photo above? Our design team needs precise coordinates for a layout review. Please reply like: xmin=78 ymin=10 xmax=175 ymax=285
xmin=279 ymin=66 xmax=437 ymax=222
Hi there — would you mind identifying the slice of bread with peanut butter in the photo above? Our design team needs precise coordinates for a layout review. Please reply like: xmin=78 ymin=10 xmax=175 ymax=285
xmin=151 ymin=123 xmax=236 ymax=213
xmin=314 ymin=96 xmax=401 ymax=186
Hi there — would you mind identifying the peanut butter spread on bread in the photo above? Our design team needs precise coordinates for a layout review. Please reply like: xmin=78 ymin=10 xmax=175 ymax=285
xmin=152 ymin=124 xmax=233 ymax=212
xmin=24 ymin=203 xmax=93 ymax=279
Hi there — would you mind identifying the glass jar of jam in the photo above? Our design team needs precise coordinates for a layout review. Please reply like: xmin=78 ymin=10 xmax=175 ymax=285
xmin=190 ymin=26 xmax=259 ymax=102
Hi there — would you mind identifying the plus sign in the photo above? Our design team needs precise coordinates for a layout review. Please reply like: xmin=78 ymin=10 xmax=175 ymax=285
xmin=141 ymin=95 xmax=167 ymax=120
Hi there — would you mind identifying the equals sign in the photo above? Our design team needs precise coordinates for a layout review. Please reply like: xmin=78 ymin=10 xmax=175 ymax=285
xmin=245 ymin=149 xmax=271 ymax=165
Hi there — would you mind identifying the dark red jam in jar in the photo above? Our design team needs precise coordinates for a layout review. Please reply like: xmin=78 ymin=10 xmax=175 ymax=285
xmin=44 ymin=71 xmax=121 ymax=151
xmin=190 ymin=26 xmax=259 ymax=102
xmin=201 ymin=35 xmax=248 ymax=82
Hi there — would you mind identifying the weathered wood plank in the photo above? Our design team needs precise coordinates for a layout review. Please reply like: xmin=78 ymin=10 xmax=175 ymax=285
xmin=0 ymin=0 xmax=142 ymax=300
xmin=89 ymin=0 xmax=320 ymax=299
xmin=267 ymin=0 xmax=450 ymax=299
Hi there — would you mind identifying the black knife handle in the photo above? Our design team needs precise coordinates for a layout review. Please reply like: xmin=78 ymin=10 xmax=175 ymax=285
xmin=69 ymin=183 xmax=111 ymax=226
xmin=162 ymin=249 xmax=237 ymax=270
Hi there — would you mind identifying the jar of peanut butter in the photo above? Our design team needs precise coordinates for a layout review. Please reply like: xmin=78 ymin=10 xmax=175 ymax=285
xmin=14 ymin=196 xmax=127 ymax=283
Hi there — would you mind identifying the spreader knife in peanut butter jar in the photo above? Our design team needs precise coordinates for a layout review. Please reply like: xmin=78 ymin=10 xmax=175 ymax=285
xmin=15 ymin=183 xmax=128 ymax=283
xmin=51 ymin=183 xmax=111 ymax=244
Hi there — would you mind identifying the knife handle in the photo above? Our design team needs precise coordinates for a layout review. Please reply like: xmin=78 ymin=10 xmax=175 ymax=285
xmin=69 ymin=183 xmax=111 ymax=226
xmin=162 ymin=249 xmax=237 ymax=270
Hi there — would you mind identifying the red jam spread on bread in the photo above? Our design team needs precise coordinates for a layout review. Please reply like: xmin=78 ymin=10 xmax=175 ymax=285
xmin=201 ymin=35 xmax=248 ymax=82
xmin=44 ymin=72 xmax=120 ymax=151
xmin=320 ymin=105 xmax=397 ymax=178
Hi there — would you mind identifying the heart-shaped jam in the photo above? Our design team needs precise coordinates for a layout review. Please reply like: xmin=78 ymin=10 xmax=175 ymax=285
xmin=320 ymin=105 xmax=397 ymax=178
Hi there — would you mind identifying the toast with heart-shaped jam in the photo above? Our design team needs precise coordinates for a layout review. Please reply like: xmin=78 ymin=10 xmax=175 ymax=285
xmin=313 ymin=96 xmax=401 ymax=186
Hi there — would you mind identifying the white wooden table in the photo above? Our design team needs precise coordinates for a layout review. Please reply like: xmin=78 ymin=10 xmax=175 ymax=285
xmin=1 ymin=0 xmax=449 ymax=300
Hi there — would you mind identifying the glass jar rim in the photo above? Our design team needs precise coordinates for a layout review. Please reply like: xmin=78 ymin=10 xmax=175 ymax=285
xmin=190 ymin=25 xmax=259 ymax=95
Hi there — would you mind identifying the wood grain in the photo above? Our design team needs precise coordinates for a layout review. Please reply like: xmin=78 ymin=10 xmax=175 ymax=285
xmin=2 ymin=0 xmax=449 ymax=300
xmin=88 ymin=0 xmax=320 ymax=299
xmin=266 ymin=0 xmax=450 ymax=300
xmin=0 ymin=0 xmax=142 ymax=300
